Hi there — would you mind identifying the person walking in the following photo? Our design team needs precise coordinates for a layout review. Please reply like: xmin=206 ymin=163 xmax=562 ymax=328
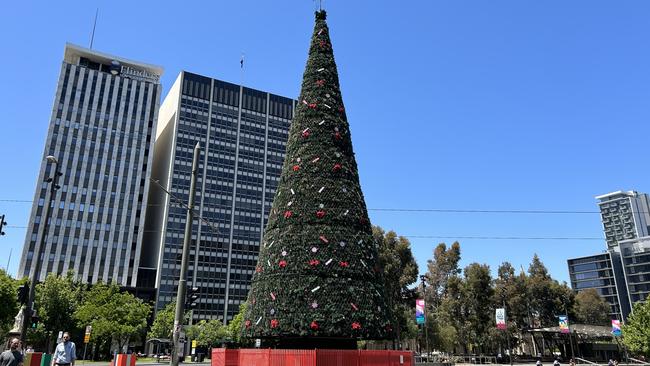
xmin=0 ymin=338 xmax=23 ymax=366
xmin=52 ymin=332 xmax=76 ymax=366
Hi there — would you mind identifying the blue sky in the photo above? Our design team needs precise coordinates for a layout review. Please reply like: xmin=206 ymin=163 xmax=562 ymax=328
xmin=1 ymin=1 xmax=649 ymax=284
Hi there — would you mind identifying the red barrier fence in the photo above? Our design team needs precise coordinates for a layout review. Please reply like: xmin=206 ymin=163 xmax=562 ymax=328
xmin=110 ymin=353 xmax=137 ymax=366
xmin=211 ymin=348 xmax=413 ymax=366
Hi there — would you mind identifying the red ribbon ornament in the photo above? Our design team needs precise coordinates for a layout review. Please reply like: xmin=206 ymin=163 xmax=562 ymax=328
xmin=271 ymin=319 xmax=279 ymax=328
xmin=316 ymin=210 xmax=326 ymax=218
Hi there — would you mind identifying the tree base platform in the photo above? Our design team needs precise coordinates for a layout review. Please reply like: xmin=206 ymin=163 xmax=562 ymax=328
xmin=211 ymin=348 xmax=413 ymax=366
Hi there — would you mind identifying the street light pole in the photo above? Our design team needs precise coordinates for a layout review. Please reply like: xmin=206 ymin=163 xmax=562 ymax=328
xmin=171 ymin=143 xmax=200 ymax=366
xmin=503 ymin=299 xmax=513 ymax=366
xmin=22 ymin=156 xmax=61 ymax=344
xmin=419 ymin=275 xmax=429 ymax=359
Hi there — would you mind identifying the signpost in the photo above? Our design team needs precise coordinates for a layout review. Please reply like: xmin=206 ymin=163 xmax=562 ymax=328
xmin=82 ymin=326 xmax=92 ymax=362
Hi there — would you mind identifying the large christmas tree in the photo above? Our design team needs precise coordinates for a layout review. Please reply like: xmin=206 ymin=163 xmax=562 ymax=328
xmin=242 ymin=10 xmax=392 ymax=349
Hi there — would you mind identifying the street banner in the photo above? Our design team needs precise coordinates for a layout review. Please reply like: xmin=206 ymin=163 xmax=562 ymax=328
xmin=496 ymin=308 xmax=506 ymax=330
xmin=415 ymin=299 xmax=425 ymax=325
xmin=558 ymin=315 xmax=570 ymax=333
xmin=612 ymin=319 xmax=622 ymax=336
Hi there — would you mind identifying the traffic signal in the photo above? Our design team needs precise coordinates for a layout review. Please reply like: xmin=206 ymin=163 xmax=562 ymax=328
xmin=30 ymin=310 xmax=39 ymax=329
xmin=17 ymin=284 xmax=29 ymax=305
xmin=185 ymin=286 xmax=200 ymax=310
xmin=0 ymin=214 xmax=6 ymax=236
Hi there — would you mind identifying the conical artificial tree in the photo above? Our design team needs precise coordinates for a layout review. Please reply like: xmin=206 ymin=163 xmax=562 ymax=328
xmin=242 ymin=10 xmax=392 ymax=349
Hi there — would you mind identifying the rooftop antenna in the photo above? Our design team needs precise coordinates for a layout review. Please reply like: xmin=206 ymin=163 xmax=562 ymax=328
xmin=240 ymin=52 xmax=245 ymax=86
xmin=314 ymin=0 xmax=323 ymax=11
xmin=89 ymin=8 xmax=99 ymax=49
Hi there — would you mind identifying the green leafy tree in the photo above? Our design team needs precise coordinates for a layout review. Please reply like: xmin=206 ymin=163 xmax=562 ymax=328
xmin=228 ymin=302 xmax=250 ymax=346
xmin=35 ymin=271 xmax=83 ymax=349
xmin=622 ymin=300 xmax=650 ymax=357
xmin=574 ymin=289 xmax=610 ymax=325
xmin=187 ymin=319 xmax=229 ymax=348
xmin=462 ymin=263 xmax=494 ymax=353
xmin=0 ymin=269 xmax=19 ymax=335
xmin=374 ymin=226 xmax=419 ymax=345
xmin=493 ymin=262 xmax=530 ymax=349
xmin=424 ymin=242 xmax=461 ymax=307
xmin=434 ymin=274 xmax=464 ymax=353
xmin=527 ymin=254 xmax=574 ymax=327
xmin=75 ymin=282 xmax=150 ymax=352
xmin=243 ymin=10 xmax=391 ymax=348
xmin=148 ymin=301 xmax=188 ymax=340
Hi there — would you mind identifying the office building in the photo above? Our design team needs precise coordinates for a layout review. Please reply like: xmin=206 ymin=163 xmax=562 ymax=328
xmin=568 ymin=189 xmax=650 ymax=321
xmin=618 ymin=236 xmax=650 ymax=304
xmin=18 ymin=43 xmax=163 ymax=288
xmin=144 ymin=71 xmax=294 ymax=322
xmin=597 ymin=191 xmax=650 ymax=248
xmin=567 ymin=252 xmax=631 ymax=320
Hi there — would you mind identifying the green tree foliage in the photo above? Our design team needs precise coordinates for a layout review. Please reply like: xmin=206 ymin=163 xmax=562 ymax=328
xmin=527 ymin=254 xmax=575 ymax=327
xmin=622 ymin=300 xmax=650 ymax=357
xmin=75 ymin=282 xmax=150 ymax=352
xmin=243 ymin=10 xmax=391 ymax=344
xmin=494 ymin=262 xmax=530 ymax=328
xmin=148 ymin=301 xmax=179 ymax=340
xmin=0 ymin=269 xmax=19 ymax=335
xmin=374 ymin=226 xmax=419 ymax=344
xmin=425 ymin=242 xmax=461 ymax=308
xmin=35 ymin=271 xmax=83 ymax=347
xmin=425 ymin=247 xmax=578 ymax=356
xmin=462 ymin=263 xmax=494 ymax=353
xmin=228 ymin=302 xmax=249 ymax=346
xmin=574 ymin=289 xmax=611 ymax=325
xmin=187 ymin=319 xmax=229 ymax=348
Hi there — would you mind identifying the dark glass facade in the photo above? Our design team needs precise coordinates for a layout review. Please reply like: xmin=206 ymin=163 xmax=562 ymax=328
xmin=147 ymin=72 xmax=294 ymax=322
xmin=567 ymin=253 xmax=630 ymax=320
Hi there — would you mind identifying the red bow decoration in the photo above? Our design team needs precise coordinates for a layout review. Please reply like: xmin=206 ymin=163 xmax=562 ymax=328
xmin=292 ymin=165 xmax=300 ymax=171
xmin=338 ymin=106 xmax=345 ymax=113
xmin=333 ymin=163 xmax=342 ymax=172
xmin=319 ymin=40 xmax=329 ymax=48
xmin=339 ymin=261 xmax=349 ymax=267
xmin=284 ymin=211 xmax=293 ymax=219
xmin=255 ymin=266 xmax=263 ymax=273
xmin=308 ymin=103 xmax=317 ymax=109
xmin=316 ymin=79 xmax=325 ymax=86
xmin=310 ymin=321 xmax=319 ymax=330
xmin=316 ymin=210 xmax=326 ymax=218
xmin=279 ymin=260 xmax=287 ymax=268
xmin=302 ymin=130 xmax=310 ymax=138
xmin=270 ymin=319 xmax=279 ymax=328
xmin=352 ymin=322 xmax=361 ymax=330
xmin=309 ymin=259 xmax=320 ymax=266
xmin=245 ymin=320 xmax=251 ymax=329
xmin=334 ymin=131 xmax=341 ymax=140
